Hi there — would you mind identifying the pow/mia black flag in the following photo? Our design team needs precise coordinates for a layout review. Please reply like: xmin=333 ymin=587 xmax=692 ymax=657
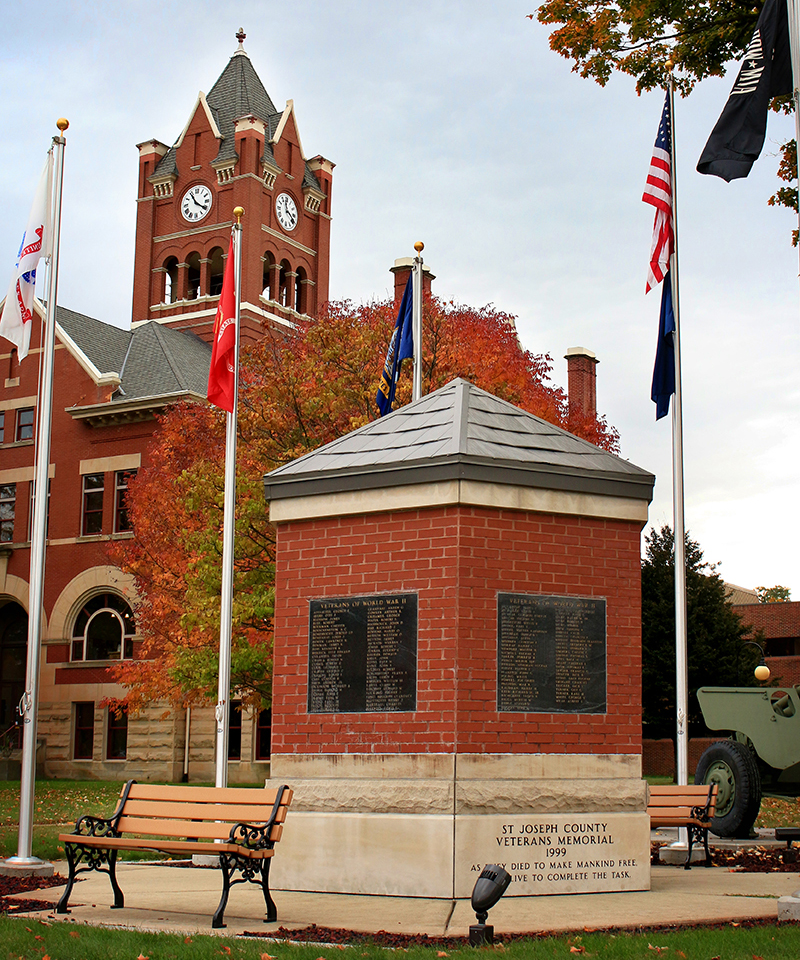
xmin=697 ymin=0 xmax=792 ymax=181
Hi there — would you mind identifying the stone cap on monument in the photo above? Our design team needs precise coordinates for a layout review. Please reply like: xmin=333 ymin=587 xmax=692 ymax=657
xmin=263 ymin=378 xmax=654 ymax=522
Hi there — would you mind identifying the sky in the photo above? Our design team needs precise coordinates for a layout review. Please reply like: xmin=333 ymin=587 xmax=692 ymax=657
xmin=1 ymin=0 xmax=799 ymax=595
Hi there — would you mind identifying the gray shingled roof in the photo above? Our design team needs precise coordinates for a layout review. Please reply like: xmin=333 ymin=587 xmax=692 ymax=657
xmin=56 ymin=308 xmax=210 ymax=402
xmin=113 ymin=322 xmax=211 ymax=400
xmin=206 ymin=50 xmax=278 ymax=166
xmin=264 ymin=379 xmax=655 ymax=502
xmin=152 ymin=47 xmax=324 ymax=196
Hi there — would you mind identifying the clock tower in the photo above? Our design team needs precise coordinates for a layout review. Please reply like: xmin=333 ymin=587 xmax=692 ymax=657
xmin=131 ymin=29 xmax=334 ymax=345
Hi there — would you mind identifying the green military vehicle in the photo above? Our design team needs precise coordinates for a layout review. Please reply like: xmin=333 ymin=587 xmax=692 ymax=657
xmin=694 ymin=685 xmax=800 ymax=837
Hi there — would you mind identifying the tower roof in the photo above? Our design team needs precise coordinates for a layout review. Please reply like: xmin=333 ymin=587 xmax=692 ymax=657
xmin=205 ymin=42 xmax=279 ymax=166
xmin=151 ymin=30 xmax=322 ymax=193
xmin=264 ymin=378 xmax=655 ymax=503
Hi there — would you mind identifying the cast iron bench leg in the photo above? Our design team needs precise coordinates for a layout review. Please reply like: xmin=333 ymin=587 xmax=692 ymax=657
xmin=260 ymin=858 xmax=277 ymax=923
xmin=56 ymin=844 xmax=77 ymax=913
xmin=684 ymin=826 xmax=695 ymax=870
xmin=109 ymin=849 xmax=124 ymax=908
xmin=213 ymin=854 xmax=232 ymax=929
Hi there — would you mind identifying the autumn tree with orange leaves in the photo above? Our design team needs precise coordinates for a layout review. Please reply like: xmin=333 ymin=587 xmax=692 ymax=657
xmin=111 ymin=294 xmax=619 ymax=714
xmin=531 ymin=2 xmax=797 ymax=242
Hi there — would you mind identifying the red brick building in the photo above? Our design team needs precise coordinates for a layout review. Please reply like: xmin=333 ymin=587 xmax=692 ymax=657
xmin=732 ymin=601 xmax=800 ymax=685
xmin=0 ymin=32 xmax=332 ymax=781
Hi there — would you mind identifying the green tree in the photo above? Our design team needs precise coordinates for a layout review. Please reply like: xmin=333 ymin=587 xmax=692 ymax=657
xmin=532 ymin=2 xmax=797 ymax=241
xmin=756 ymin=584 xmax=791 ymax=603
xmin=641 ymin=525 xmax=753 ymax=739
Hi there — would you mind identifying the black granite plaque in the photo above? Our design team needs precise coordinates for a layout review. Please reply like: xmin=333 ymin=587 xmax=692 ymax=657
xmin=497 ymin=593 xmax=606 ymax=713
xmin=308 ymin=593 xmax=417 ymax=713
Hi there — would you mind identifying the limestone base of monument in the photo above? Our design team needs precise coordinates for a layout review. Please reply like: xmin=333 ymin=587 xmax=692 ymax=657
xmin=266 ymin=753 xmax=651 ymax=899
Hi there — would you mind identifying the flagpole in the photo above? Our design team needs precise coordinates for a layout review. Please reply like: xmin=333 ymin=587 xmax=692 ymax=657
xmin=214 ymin=207 xmax=243 ymax=789
xmin=412 ymin=241 xmax=423 ymax=402
xmin=787 ymin=0 xmax=800 ymax=277
xmin=8 ymin=120 xmax=68 ymax=868
xmin=665 ymin=68 xmax=690 ymax=790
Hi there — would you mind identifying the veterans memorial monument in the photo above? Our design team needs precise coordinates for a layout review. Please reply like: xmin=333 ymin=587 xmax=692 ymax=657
xmin=264 ymin=379 xmax=655 ymax=898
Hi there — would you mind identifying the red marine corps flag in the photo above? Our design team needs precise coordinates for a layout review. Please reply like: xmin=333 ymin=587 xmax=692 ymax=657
xmin=207 ymin=231 xmax=236 ymax=412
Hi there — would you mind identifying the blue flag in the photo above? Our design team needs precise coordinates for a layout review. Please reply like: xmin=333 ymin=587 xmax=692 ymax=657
xmin=651 ymin=273 xmax=675 ymax=420
xmin=376 ymin=275 xmax=414 ymax=416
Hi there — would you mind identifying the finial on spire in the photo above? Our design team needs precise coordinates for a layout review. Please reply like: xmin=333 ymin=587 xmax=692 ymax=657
xmin=236 ymin=27 xmax=246 ymax=51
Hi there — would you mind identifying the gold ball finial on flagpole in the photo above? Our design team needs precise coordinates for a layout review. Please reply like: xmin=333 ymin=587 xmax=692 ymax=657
xmin=234 ymin=206 xmax=245 ymax=224
xmin=414 ymin=241 xmax=424 ymax=254
xmin=56 ymin=118 xmax=69 ymax=134
xmin=665 ymin=59 xmax=674 ymax=72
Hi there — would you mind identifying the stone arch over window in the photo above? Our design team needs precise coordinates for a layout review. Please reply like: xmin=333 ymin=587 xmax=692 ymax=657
xmin=262 ymin=251 xmax=276 ymax=300
xmin=163 ymin=257 xmax=179 ymax=304
xmin=209 ymin=246 xmax=225 ymax=297
xmin=70 ymin=592 xmax=136 ymax=662
xmin=295 ymin=266 xmax=308 ymax=315
xmin=186 ymin=251 xmax=202 ymax=300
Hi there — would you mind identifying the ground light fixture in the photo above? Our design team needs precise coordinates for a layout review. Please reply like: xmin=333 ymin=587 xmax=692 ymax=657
xmin=469 ymin=864 xmax=511 ymax=946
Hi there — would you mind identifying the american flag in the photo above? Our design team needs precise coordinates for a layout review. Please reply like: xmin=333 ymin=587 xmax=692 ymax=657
xmin=642 ymin=92 xmax=673 ymax=293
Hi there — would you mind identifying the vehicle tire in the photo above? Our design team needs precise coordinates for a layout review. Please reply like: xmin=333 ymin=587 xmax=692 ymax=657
xmin=694 ymin=739 xmax=762 ymax=838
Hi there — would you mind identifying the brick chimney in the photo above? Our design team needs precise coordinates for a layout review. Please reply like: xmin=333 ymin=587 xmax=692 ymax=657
xmin=565 ymin=347 xmax=598 ymax=420
xmin=390 ymin=257 xmax=435 ymax=303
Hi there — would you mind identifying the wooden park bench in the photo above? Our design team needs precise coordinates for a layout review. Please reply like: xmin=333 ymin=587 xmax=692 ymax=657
xmin=647 ymin=783 xmax=718 ymax=870
xmin=56 ymin=780 xmax=292 ymax=928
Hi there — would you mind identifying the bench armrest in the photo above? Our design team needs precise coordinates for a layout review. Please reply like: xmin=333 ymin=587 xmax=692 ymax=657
xmin=66 ymin=813 xmax=123 ymax=840
xmin=63 ymin=780 xmax=135 ymax=839
xmin=227 ymin=821 xmax=273 ymax=850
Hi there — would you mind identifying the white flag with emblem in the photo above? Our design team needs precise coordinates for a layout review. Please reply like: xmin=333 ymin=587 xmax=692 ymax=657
xmin=0 ymin=154 xmax=53 ymax=360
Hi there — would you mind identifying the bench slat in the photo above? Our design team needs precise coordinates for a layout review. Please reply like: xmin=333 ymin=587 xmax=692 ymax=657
xmin=56 ymin=834 xmax=275 ymax=858
xmin=124 ymin=784 xmax=291 ymax=805
xmin=115 ymin=816 xmax=243 ymax=839
xmin=120 ymin=798 xmax=289 ymax=823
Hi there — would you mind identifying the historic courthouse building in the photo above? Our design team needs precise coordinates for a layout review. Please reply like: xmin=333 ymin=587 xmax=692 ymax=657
xmin=0 ymin=31 xmax=333 ymax=781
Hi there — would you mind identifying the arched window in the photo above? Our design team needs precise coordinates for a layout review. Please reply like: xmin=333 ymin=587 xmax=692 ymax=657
xmin=186 ymin=252 xmax=201 ymax=300
xmin=295 ymin=267 xmax=307 ymax=315
xmin=209 ymin=247 xmax=225 ymax=297
xmin=164 ymin=257 xmax=179 ymax=304
xmin=71 ymin=594 xmax=136 ymax=662
xmin=262 ymin=251 xmax=275 ymax=300
xmin=279 ymin=260 xmax=290 ymax=306
xmin=0 ymin=602 xmax=27 ymax=748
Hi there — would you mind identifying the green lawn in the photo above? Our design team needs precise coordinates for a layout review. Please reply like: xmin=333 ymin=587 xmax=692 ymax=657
xmin=3 ymin=915 xmax=800 ymax=960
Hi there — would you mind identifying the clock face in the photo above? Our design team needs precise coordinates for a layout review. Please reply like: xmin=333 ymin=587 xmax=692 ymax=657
xmin=181 ymin=184 xmax=213 ymax=223
xmin=276 ymin=193 xmax=298 ymax=231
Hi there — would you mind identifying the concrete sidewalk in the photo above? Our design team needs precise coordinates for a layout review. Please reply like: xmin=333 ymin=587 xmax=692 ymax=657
xmin=9 ymin=854 xmax=800 ymax=939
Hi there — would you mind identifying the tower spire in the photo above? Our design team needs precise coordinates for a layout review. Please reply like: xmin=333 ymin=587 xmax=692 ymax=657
xmin=235 ymin=27 xmax=247 ymax=54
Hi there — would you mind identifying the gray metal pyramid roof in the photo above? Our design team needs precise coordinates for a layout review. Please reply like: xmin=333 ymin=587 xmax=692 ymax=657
xmin=264 ymin=379 xmax=654 ymax=502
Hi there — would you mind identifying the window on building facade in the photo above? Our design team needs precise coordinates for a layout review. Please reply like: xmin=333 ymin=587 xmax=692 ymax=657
xmin=0 ymin=411 xmax=4 ymax=443
xmin=81 ymin=473 xmax=104 ymax=535
xmin=0 ymin=484 xmax=15 ymax=542
xmin=16 ymin=408 xmax=34 ymax=442
xmin=255 ymin=707 xmax=271 ymax=760
xmin=106 ymin=707 xmax=128 ymax=760
xmin=114 ymin=470 xmax=137 ymax=533
xmin=227 ymin=701 xmax=242 ymax=760
xmin=73 ymin=702 xmax=94 ymax=759
xmin=71 ymin=594 xmax=136 ymax=662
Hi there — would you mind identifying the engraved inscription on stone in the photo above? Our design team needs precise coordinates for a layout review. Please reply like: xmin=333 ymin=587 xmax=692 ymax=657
xmin=308 ymin=594 xmax=417 ymax=713
xmin=455 ymin=813 xmax=650 ymax=897
xmin=497 ymin=593 xmax=606 ymax=713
